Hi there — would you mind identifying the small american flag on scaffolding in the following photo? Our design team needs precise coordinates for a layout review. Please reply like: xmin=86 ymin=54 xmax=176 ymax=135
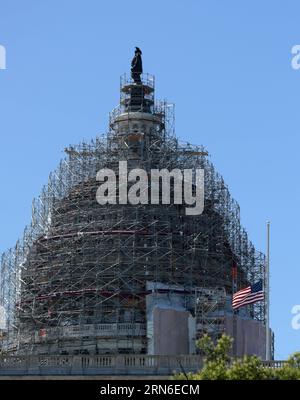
xmin=232 ymin=280 xmax=264 ymax=309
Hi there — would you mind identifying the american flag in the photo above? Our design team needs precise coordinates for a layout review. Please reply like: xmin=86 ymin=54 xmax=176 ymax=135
xmin=232 ymin=280 xmax=264 ymax=310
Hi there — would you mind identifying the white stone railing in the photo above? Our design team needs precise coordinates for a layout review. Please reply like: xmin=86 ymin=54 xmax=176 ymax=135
xmin=0 ymin=354 xmax=287 ymax=376
xmin=261 ymin=360 xmax=287 ymax=369
xmin=0 ymin=354 xmax=203 ymax=376
xmin=33 ymin=323 xmax=146 ymax=342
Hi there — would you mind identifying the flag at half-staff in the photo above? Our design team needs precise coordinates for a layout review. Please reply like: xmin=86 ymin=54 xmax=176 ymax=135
xmin=232 ymin=280 xmax=264 ymax=310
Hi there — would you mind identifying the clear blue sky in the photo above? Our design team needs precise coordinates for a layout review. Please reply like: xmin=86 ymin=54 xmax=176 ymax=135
xmin=0 ymin=1 xmax=299 ymax=359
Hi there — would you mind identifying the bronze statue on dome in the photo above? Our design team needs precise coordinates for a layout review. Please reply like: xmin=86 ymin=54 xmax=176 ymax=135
xmin=131 ymin=47 xmax=143 ymax=83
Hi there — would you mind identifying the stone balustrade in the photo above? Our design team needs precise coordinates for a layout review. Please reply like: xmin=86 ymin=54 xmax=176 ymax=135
xmin=33 ymin=323 xmax=146 ymax=342
xmin=0 ymin=354 xmax=287 ymax=376
xmin=0 ymin=354 xmax=203 ymax=376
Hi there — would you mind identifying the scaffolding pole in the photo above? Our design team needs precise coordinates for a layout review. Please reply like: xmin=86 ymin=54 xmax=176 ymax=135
xmin=265 ymin=221 xmax=271 ymax=360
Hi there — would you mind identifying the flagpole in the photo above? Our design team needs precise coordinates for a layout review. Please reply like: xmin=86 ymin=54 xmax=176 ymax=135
xmin=265 ymin=221 xmax=271 ymax=360
xmin=232 ymin=262 xmax=238 ymax=357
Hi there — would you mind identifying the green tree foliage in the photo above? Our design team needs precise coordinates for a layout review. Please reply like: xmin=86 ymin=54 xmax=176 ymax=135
xmin=174 ymin=334 xmax=300 ymax=380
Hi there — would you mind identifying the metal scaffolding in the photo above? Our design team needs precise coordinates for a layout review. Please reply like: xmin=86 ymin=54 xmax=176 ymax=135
xmin=0 ymin=72 xmax=265 ymax=356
